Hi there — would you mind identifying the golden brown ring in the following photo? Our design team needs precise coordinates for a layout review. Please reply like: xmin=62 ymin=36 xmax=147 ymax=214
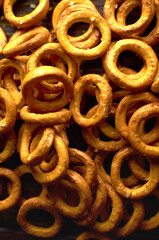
xmin=56 ymin=4 xmax=101 ymax=50
xmin=56 ymin=9 xmax=111 ymax=60
xmin=0 ymin=167 xmax=21 ymax=211
xmin=26 ymin=42 xmax=77 ymax=84
xmin=0 ymin=27 xmax=7 ymax=55
xmin=52 ymin=0 xmax=97 ymax=38
xmin=74 ymin=175 xmax=107 ymax=226
xmin=31 ymin=133 xmax=69 ymax=185
xmin=128 ymin=103 xmax=159 ymax=160
xmin=103 ymin=0 xmax=155 ymax=36
xmin=103 ymin=39 xmax=158 ymax=91
xmin=0 ymin=87 xmax=17 ymax=134
xmin=0 ymin=129 xmax=16 ymax=163
xmin=92 ymin=182 xmax=123 ymax=233
xmin=69 ymin=148 xmax=97 ymax=193
xmin=113 ymin=199 xmax=145 ymax=237
xmin=116 ymin=0 xmax=159 ymax=45
xmin=115 ymin=91 xmax=159 ymax=141
xmin=21 ymin=66 xmax=74 ymax=113
xmin=3 ymin=0 xmax=50 ymax=28
xmin=3 ymin=26 xmax=51 ymax=58
xmin=48 ymin=169 xmax=92 ymax=219
xmin=70 ymin=74 xmax=112 ymax=127
xmin=110 ymin=146 xmax=159 ymax=199
xmin=20 ymin=106 xmax=72 ymax=125
xmin=76 ymin=230 xmax=113 ymax=240
xmin=17 ymin=197 xmax=63 ymax=238
xmin=19 ymin=123 xmax=55 ymax=166
xmin=139 ymin=189 xmax=159 ymax=231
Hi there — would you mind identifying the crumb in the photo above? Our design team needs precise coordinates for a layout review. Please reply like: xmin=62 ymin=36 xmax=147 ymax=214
xmin=30 ymin=4 xmax=36 ymax=9
xmin=69 ymin=1 xmax=74 ymax=6
xmin=90 ymin=17 xmax=95 ymax=22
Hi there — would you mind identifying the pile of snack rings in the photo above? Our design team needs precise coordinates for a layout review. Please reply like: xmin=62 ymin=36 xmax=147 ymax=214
xmin=0 ymin=0 xmax=159 ymax=239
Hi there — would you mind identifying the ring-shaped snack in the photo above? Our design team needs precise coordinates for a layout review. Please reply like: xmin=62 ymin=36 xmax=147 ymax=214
xmin=74 ymin=175 xmax=107 ymax=226
xmin=116 ymin=0 xmax=159 ymax=45
xmin=52 ymin=0 xmax=97 ymax=31
xmin=0 ymin=129 xmax=16 ymax=163
xmin=115 ymin=91 xmax=159 ymax=141
xmin=19 ymin=123 xmax=55 ymax=166
xmin=103 ymin=0 xmax=155 ymax=36
xmin=76 ymin=230 xmax=113 ymax=240
xmin=110 ymin=146 xmax=159 ymax=199
xmin=92 ymin=182 xmax=123 ymax=233
xmin=0 ymin=87 xmax=17 ymax=134
xmin=56 ymin=9 xmax=111 ymax=60
xmin=128 ymin=103 xmax=159 ymax=160
xmin=0 ymin=167 xmax=21 ymax=211
xmin=113 ymin=199 xmax=145 ymax=237
xmin=127 ymin=155 xmax=149 ymax=182
xmin=7 ymin=164 xmax=49 ymax=206
xmin=21 ymin=66 xmax=73 ymax=113
xmin=3 ymin=0 xmax=50 ymax=28
xmin=70 ymin=74 xmax=112 ymax=127
xmin=27 ymin=42 xmax=77 ymax=84
xmin=0 ymin=27 xmax=7 ymax=55
xmin=69 ymin=148 xmax=97 ymax=192
xmin=103 ymin=39 xmax=158 ymax=91
xmin=139 ymin=189 xmax=159 ymax=231
xmin=56 ymin=4 xmax=101 ymax=50
xmin=17 ymin=197 xmax=63 ymax=238
xmin=150 ymin=62 xmax=159 ymax=93
xmin=3 ymin=26 xmax=51 ymax=58
xmin=31 ymin=133 xmax=69 ymax=185
xmin=48 ymin=169 xmax=92 ymax=219
xmin=20 ymin=106 xmax=72 ymax=125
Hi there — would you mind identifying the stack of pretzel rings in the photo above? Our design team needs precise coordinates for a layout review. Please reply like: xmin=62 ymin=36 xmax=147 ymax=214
xmin=0 ymin=0 xmax=158 ymax=239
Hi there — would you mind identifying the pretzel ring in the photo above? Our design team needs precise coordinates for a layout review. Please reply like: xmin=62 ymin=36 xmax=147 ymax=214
xmin=103 ymin=0 xmax=155 ymax=36
xmin=22 ymin=66 xmax=73 ymax=113
xmin=0 ymin=129 xmax=16 ymax=163
xmin=127 ymin=155 xmax=149 ymax=182
xmin=114 ymin=199 xmax=145 ymax=237
xmin=56 ymin=4 xmax=101 ymax=50
xmin=0 ymin=167 xmax=21 ymax=211
xmin=139 ymin=189 xmax=159 ymax=231
xmin=56 ymin=9 xmax=111 ymax=60
xmin=150 ymin=62 xmax=159 ymax=93
xmin=82 ymin=105 xmax=127 ymax=152
xmin=92 ymin=182 xmax=123 ymax=233
xmin=69 ymin=148 xmax=97 ymax=192
xmin=3 ymin=26 xmax=51 ymax=58
xmin=26 ymin=42 xmax=77 ymax=84
xmin=19 ymin=123 xmax=55 ymax=166
xmin=48 ymin=169 xmax=92 ymax=219
xmin=7 ymin=164 xmax=49 ymax=206
xmin=110 ymin=146 xmax=159 ymax=199
xmin=52 ymin=0 xmax=97 ymax=34
xmin=17 ymin=197 xmax=63 ymax=238
xmin=31 ymin=133 xmax=69 ymax=185
xmin=74 ymin=175 xmax=107 ymax=226
xmin=0 ymin=27 xmax=7 ymax=55
xmin=70 ymin=74 xmax=112 ymax=127
xmin=116 ymin=0 xmax=159 ymax=45
xmin=76 ymin=230 xmax=113 ymax=240
xmin=115 ymin=91 xmax=159 ymax=141
xmin=128 ymin=103 xmax=159 ymax=160
xmin=4 ymin=0 xmax=50 ymax=28
xmin=0 ymin=88 xmax=17 ymax=134
xmin=20 ymin=106 xmax=72 ymax=125
xmin=103 ymin=39 xmax=158 ymax=91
